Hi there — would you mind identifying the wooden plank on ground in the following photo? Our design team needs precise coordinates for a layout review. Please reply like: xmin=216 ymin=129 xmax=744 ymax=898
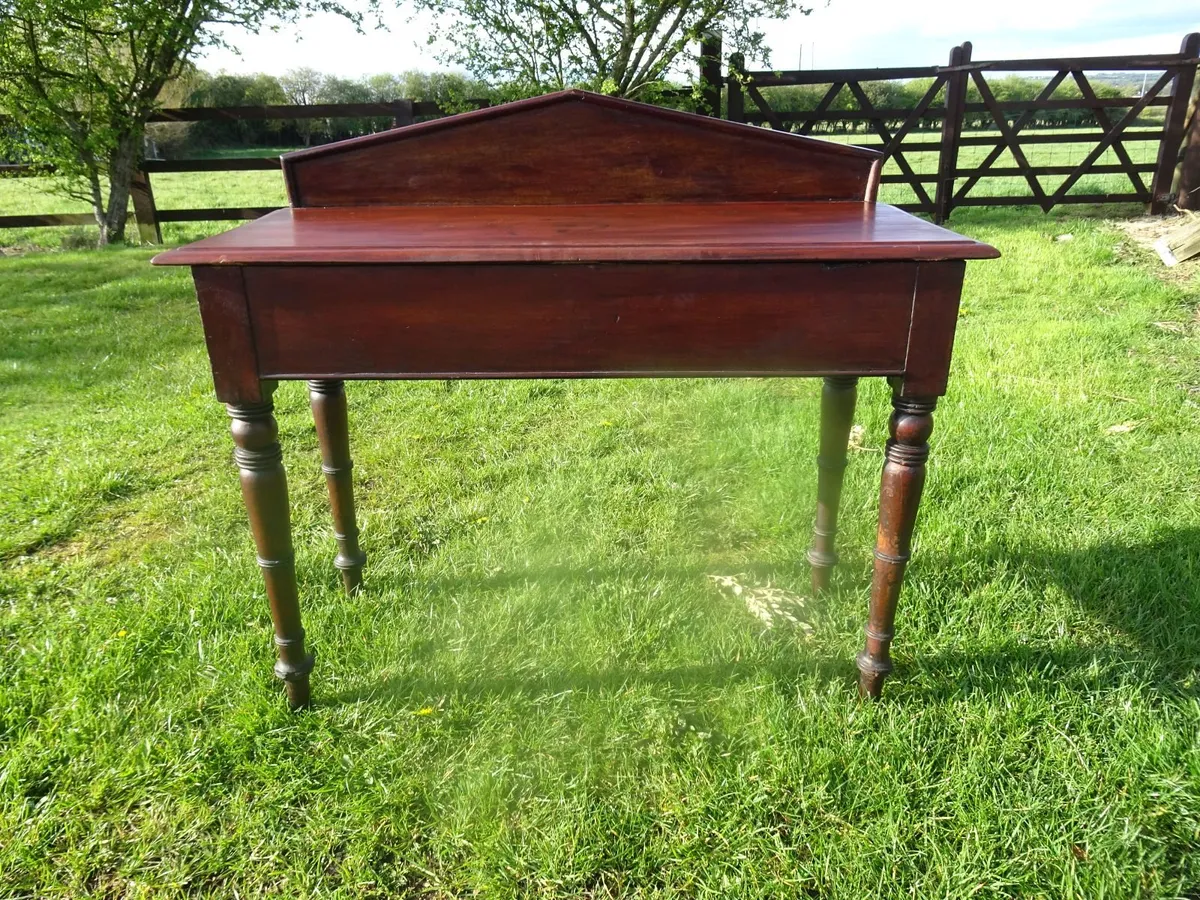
xmin=1154 ymin=216 xmax=1200 ymax=265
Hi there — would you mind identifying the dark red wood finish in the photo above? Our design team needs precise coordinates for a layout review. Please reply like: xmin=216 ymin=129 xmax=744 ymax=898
xmin=227 ymin=386 xmax=314 ymax=709
xmin=154 ymin=89 xmax=998 ymax=706
xmin=191 ymin=267 xmax=259 ymax=404
xmin=901 ymin=260 xmax=968 ymax=397
xmin=859 ymin=392 xmax=937 ymax=698
xmin=308 ymin=380 xmax=367 ymax=593
xmin=242 ymin=262 xmax=917 ymax=380
xmin=808 ymin=376 xmax=859 ymax=592
xmin=281 ymin=91 xmax=879 ymax=207
xmin=151 ymin=201 xmax=996 ymax=267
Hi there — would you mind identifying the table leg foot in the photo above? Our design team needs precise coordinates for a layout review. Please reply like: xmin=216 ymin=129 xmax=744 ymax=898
xmin=274 ymin=635 xmax=315 ymax=710
xmin=308 ymin=380 xmax=366 ymax=594
xmin=807 ymin=376 xmax=858 ymax=593
xmin=857 ymin=391 xmax=936 ymax=699
xmin=229 ymin=385 xmax=315 ymax=710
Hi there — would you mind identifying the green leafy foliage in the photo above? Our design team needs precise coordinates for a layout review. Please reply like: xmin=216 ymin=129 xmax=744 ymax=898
xmin=185 ymin=72 xmax=289 ymax=147
xmin=164 ymin=68 xmax=495 ymax=152
xmin=409 ymin=0 xmax=808 ymax=98
xmin=0 ymin=0 xmax=376 ymax=245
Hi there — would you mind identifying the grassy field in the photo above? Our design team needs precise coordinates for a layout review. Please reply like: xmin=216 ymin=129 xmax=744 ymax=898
xmin=2 ymin=200 xmax=1200 ymax=897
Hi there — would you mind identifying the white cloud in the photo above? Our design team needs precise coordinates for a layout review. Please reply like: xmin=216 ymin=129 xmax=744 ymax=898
xmin=196 ymin=0 xmax=1197 ymax=78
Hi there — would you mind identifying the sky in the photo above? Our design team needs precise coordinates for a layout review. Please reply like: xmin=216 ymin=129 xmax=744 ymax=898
xmin=198 ymin=0 xmax=1198 ymax=79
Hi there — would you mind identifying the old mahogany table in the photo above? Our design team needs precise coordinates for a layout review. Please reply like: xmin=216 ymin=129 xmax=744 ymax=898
xmin=154 ymin=90 xmax=998 ymax=708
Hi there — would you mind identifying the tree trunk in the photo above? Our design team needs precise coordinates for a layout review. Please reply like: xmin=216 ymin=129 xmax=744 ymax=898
xmin=100 ymin=129 xmax=142 ymax=246
xmin=87 ymin=168 xmax=109 ymax=246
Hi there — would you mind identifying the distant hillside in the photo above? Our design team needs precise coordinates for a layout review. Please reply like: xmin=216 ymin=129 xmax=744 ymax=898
xmin=1087 ymin=72 xmax=1162 ymax=95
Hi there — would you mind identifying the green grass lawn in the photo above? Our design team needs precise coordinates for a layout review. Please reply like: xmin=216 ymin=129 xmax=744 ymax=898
xmin=2 ymin=207 xmax=1199 ymax=897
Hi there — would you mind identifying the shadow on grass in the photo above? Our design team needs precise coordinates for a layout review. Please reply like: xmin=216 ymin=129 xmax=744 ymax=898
xmin=907 ymin=527 xmax=1200 ymax=700
xmin=371 ymin=557 xmax=812 ymax=599
xmin=323 ymin=556 xmax=847 ymax=707
xmin=329 ymin=658 xmax=850 ymax=709
xmin=323 ymin=528 xmax=1200 ymax=708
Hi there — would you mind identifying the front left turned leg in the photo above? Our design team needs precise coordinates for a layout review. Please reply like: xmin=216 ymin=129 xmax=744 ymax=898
xmin=228 ymin=386 xmax=314 ymax=709
xmin=807 ymin=376 xmax=858 ymax=593
xmin=308 ymin=380 xmax=366 ymax=593
xmin=858 ymin=393 xmax=936 ymax=699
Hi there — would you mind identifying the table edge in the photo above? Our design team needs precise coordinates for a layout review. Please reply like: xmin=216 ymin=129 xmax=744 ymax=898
xmin=150 ymin=202 xmax=1001 ymax=266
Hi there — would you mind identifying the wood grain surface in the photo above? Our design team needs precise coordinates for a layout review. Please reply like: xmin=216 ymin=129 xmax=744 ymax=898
xmin=153 ymin=202 xmax=998 ymax=266
xmin=241 ymin=262 xmax=918 ymax=379
xmin=280 ymin=90 xmax=880 ymax=208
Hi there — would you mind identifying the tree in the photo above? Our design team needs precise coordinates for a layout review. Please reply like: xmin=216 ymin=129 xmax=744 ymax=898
xmin=281 ymin=67 xmax=323 ymax=145
xmin=187 ymin=72 xmax=288 ymax=147
xmin=316 ymin=75 xmax=372 ymax=140
xmin=410 ymin=0 xmax=808 ymax=99
xmin=0 ymin=0 xmax=375 ymax=246
xmin=372 ymin=70 xmax=492 ymax=107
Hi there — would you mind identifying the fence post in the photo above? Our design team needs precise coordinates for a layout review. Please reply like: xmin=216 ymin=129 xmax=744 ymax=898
xmin=933 ymin=41 xmax=971 ymax=224
xmin=699 ymin=32 xmax=723 ymax=117
xmin=1150 ymin=32 xmax=1200 ymax=215
xmin=130 ymin=168 xmax=162 ymax=244
xmin=727 ymin=52 xmax=745 ymax=123
xmin=1177 ymin=90 xmax=1200 ymax=210
xmin=390 ymin=99 xmax=414 ymax=128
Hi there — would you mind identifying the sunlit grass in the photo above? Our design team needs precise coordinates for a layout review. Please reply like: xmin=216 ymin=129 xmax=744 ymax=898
xmin=1 ymin=206 xmax=1198 ymax=896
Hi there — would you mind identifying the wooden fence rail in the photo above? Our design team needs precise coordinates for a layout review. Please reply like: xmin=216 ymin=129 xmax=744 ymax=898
xmin=728 ymin=33 xmax=1200 ymax=221
xmin=0 ymin=97 xmax=497 ymax=241
xmin=2 ymin=38 xmax=1197 ymax=238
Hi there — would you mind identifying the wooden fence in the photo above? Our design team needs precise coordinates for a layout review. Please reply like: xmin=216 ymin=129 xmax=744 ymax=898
xmin=728 ymin=34 xmax=1200 ymax=221
xmin=0 ymin=99 xmax=488 ymax=242
xmin=0 ymin=87 xmax=692 ymax=242
xmin=1 ymin=36 xmax=1197 ymax=238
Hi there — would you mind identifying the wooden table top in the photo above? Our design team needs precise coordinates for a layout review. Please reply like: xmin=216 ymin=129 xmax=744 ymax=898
xmin=152 ymin=202 xmax=999 ymax=267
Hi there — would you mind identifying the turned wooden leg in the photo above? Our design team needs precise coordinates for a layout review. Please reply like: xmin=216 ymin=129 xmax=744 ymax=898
xmin=857 ymin=392 xmax=936 ymax=699
xmin=308 ymin=380 xmax=366 ymax=593
xmin=228 ymin=385 xmax=314 ymax=709
xmin=807 ymin=376 xmax=858 ymax=593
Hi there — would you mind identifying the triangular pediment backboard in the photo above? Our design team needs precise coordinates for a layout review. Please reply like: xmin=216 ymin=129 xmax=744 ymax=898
xmin=282 ymin=90 xmax=881 ymax=207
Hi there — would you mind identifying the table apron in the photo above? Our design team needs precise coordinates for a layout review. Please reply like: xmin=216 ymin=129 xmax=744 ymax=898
xmin=237 ymin=262 xmax=919 ymax=382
